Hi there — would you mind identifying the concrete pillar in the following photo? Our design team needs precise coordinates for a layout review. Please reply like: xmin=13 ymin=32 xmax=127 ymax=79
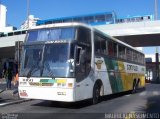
xmin=155 ymin=53 xmax=160 ymax=83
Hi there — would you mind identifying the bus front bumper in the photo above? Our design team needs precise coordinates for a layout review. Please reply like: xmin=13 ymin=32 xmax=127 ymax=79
xmin=18 ymin=87 xmax=75 ymax=102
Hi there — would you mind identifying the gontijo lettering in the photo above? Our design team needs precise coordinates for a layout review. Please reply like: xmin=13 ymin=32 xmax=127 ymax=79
xmin=127 ymin=64 xmax=138 ymax=71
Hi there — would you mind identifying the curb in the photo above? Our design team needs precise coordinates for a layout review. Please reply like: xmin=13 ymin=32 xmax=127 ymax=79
xmin=0 ymin=82 xmax=6 ymax=84
xmin=0 ymin=99 xmax=32 ymax=107
xmin=0 ymin=89 xmax=5 ymax=93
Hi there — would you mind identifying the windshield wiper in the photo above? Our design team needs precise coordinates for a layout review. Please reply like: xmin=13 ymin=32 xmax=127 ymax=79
xmin=44 ymin=62 xmax=55 ymax=79
xmin=26 ymin=64 xmax=36 ymax=78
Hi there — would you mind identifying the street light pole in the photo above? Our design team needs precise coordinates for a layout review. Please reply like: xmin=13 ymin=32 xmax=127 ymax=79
xmin=155 ymin=0 xmax=158 ymax=53
xmin=155 ymin=0 xmax=158 ymax=54
xmin=155 ymin=0 xmax=158 ymax=21
xmin=155 ymin=0 xmax=159 ymax=83
xmin=154 ymin=0 xmax=158 ymax=53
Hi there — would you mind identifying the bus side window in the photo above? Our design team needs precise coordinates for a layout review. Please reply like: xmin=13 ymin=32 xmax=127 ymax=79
xmin=108 ymin=41 xmax=113 ymax=56
xmin=94 ymin=33 xmax=108 ymax=55
xmin=105 ymin=41 xmax=108 ymax=55
xmin=113 ymin=42 xmax=117 ymax=57
xmin=118 ymin=45 xmax=125 ymax=59
xmin=77 ymin=27 xmax=91 ymax=43
xmin=132 ymin=51 xmax=137 ymax=63
xmin=126 ymin=48 xmax=132 ymax=61
xmin=94 ymin=35 xmax=101 ymax=54
xmin=101 ymin=38 xmax=107 ymax=55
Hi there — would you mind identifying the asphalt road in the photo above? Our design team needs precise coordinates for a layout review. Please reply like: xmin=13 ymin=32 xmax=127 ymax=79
xmin=0 ymin=83 xmax=160 ymax=119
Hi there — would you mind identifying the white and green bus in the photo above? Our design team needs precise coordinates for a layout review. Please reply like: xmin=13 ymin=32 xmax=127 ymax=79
xmin=19 ymin=23 xmax=145 ymax=104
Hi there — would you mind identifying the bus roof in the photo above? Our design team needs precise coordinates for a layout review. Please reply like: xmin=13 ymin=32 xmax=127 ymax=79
xmin=28 ymin=22 xmax=144 ymax=54
xmin=28 ymin=22 xmax=92 ymax=31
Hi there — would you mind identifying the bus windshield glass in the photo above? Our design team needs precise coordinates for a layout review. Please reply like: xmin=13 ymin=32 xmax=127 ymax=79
xmin=27 ymin=27 xmax=75 ymax=42
xmin=20 ymin=43 xmax=75 ymax=78
xmin=42 ymin=43 xmax=72 ymax=77
xmin=20 ymin=45 xmax=44 ymax=77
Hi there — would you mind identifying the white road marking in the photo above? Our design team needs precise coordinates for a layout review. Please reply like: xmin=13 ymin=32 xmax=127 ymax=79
xmin=153 ymin=91 xmax=159 ymax=96
xmin=0 ymin=99 xmax=32 ymax=107
xmin=139 ymin=91 xmax=160 ymax=96
xmin=139 ymin=91 xmax=146 ymax=96
xmin=0 ymin=102 xmax=10 ymax=106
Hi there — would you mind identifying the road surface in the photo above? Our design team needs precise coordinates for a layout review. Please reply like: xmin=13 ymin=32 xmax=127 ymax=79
xmin=0 ymin=83 xmax=160 ymax=119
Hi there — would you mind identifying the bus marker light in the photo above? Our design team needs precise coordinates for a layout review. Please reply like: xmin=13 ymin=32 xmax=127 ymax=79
xmin=68 ymin=83 xmax=73 ymax=88
xmin=19 ymin=90 xmax=28 ymax=97
xmin=56 ymin=79 xmax=66 ymax=83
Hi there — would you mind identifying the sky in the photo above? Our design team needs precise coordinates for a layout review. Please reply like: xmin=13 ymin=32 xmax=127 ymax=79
xmin=1 ymin=0 xmax=160 ymax=55
xmin=2 ymin=0 xmax=158 ymax=28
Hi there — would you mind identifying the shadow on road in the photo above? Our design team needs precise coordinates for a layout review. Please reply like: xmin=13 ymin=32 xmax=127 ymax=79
xmin=134 ymin=95 xmax=160 ymax=119
xmin=0 ymin=98 xmax=12 ymax=103
xmin=133 ymin=84 xmax=160 ymax=119
xmin=145 ymin=95 xmax=160 ymax=113
xmin=32 ymin=99 xmax=93 ymax=109
xmin=139 ymin=84 xmax=160 ymax=113
xmin=32 ymin=90 xmax=136 ymax=109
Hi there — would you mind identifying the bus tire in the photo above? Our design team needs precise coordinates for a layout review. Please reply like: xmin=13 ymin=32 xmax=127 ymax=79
xmin=132 ymin=79 xmax=137 ymax=94
xmin=132 ymin=79 xmax=140 ymax=94
xmin=136 ymin=79 xmax=140 ymax=92
xmin=92 ymin=82 xmax=101 ymax=104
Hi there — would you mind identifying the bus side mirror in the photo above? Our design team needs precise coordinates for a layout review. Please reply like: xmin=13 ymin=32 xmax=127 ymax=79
xmin=76 ymin=47 xmax=82 ymax=65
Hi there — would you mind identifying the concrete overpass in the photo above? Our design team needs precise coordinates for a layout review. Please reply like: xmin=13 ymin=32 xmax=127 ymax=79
xmin=1 ymin=20 xmax=160 ymax=59
xmin=95 ymin=20 xmax=160 ymax=47
xmin=0 ymin=34 xmax=25 ymax=59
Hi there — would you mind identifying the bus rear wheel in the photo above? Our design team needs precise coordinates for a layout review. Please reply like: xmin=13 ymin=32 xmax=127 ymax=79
xmin=132 ymin=79 xmax=140 ymax=94
xmin=92 ymin=83 xmax=100 ymax=104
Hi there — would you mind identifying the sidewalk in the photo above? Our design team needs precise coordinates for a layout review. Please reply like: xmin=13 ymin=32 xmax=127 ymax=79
xmin=0 ymin=78 xmax=6 ymax=84
xmin=0 ymin=79 xmax=31 ymax=106
xmin=0 ymin=89 xmax=19 ymax=101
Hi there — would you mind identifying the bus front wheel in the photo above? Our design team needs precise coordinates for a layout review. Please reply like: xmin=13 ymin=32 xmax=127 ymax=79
xmin=92 ymin=83 xmax=100 ymax=104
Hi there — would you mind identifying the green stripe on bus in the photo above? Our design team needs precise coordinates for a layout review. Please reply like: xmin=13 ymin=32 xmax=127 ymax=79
xmin=104 ymin=58 xmax=124 ymax=93
xmin=40 ymin=79 xmax=56 ymax=83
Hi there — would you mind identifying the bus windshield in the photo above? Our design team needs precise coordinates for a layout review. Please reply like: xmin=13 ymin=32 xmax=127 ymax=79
xmin=27 ymin=27 xmax=75 ymax=42
xmin=20 ymin=43 xmax=75 ymax=78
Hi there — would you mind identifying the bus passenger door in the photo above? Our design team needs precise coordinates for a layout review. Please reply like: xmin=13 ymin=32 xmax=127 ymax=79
xmin=75 ymin=45 xmax=91 ymax=100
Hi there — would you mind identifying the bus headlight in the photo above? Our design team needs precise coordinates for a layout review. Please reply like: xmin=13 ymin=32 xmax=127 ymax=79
xmin=57 ymin=83 xmax=66 ymax=87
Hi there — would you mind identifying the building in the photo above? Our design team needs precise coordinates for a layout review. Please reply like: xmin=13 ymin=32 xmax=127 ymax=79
xmin=36 ymin=12 xmax=153 ymax=26
xmin=0 ymin=4 xmax=15 ymax=32
xmin=36 ymin=11 xmax=117 ymax=26
xmin=21 ymin=15 xmax=40 ymax=29
xmin=0 ymin=4 xmax=6 ymax=28
xmin=116 ymin=15 xmax=154 ymax=23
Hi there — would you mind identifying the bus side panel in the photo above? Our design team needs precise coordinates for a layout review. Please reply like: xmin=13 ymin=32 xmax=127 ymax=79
xmin=75 ymin=77 xmax=94 ymax=101
xmin=95 ymin=57 xmax=113 ymax=96
xmin=75 ymin=56 xmax=113 ymax=101
xmin=117 ymin=61 xmax=129 ymax=91
xmin=118 ymin=61 xmax=133 ymax=91
xmin=140 ymin=74 xmax=145 ymax=87
xmin=104 ymin=58 xmax=124 ymax=93
xmin=122 ymin=62 xmax=145 ymax=90
xmin=104 ymin=58 xmax=145 ymax=94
